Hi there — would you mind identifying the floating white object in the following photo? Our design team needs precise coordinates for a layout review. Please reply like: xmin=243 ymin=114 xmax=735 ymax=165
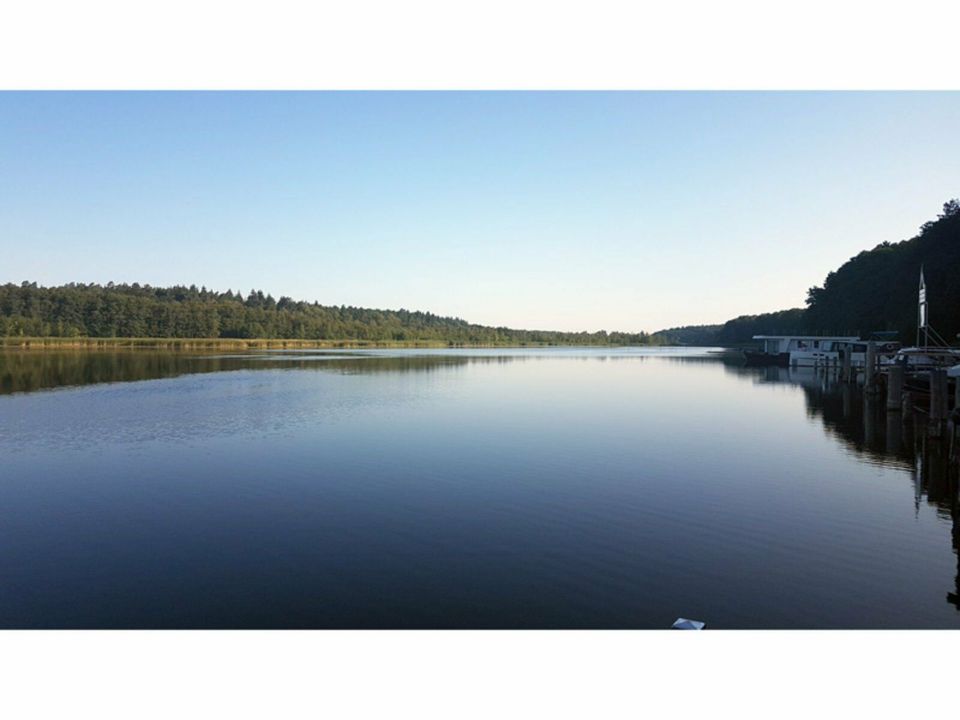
xmin=671 ymin=618 xmax=705 ymax=630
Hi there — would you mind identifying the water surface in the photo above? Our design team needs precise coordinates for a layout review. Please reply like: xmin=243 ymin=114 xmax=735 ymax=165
xmin=1 ymin=347 xmax=957 ymax=628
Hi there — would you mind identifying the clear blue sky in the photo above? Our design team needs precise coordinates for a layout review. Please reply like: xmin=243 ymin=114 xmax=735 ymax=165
xmin=1 ymin=91 xmax=957 ymax=332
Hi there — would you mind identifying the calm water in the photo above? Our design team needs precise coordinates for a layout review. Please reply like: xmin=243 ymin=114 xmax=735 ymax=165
xmin=1 ymin=347 xmax=957 ymax=629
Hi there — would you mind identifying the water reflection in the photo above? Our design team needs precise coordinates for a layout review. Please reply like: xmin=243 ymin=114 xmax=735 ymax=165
xmin=726 ymin=362 xmax=959 ymax=611
xmin=1 ymin=347 xmax=958 ymax=626
xmin=0 ymin=350 xmax=498 ymax=395
xmin=0 ymin=347 xmax=720 ymax=395
xmin=3 ymin=348 xmax=957 ymax=528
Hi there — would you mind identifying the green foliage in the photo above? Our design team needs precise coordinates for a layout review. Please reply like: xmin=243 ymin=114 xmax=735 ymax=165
xmin=656 ymin=199 xmax=960 ymax=346
xmin=714 ymin=309 xmax=808 ymax=345
xmin=653 ymin=311 xmax=808 ymax=346
xmin=651 ymin=324 xmax=722 ymax=346
xmin=10 ymin=202 xmax=954 ymax=347
xmin=0 ymin=282 xmax=657 ymax=346
xmin=804 ymin=199 xmax=960 ymax=341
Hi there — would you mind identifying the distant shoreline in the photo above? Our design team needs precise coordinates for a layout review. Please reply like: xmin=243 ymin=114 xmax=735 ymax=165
xmin=0 ymin=337 xmax=663 ymax=351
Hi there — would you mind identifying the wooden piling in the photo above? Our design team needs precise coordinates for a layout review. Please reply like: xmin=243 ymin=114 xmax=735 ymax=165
xmin=930 ymin=368 xmax=948 ymax=426
xmin=864 ymin=392 xmax=877 ymax=445
xmin=901 ymin=390 xmax=913 ymax=415
xmin=886 ymin=411 xmax=903 ymax=454
xmin=930 ymin=370 xmax=941 ymax=422
xmin=886 ymin=364 xmax=904 ymax=411
xmin=939 ymin=370 xmax=950 ymax=417
xmin=865 ymin=341 xmax=877 ymax=392
xmin=841 ymin=346 xmax=852 ymax=382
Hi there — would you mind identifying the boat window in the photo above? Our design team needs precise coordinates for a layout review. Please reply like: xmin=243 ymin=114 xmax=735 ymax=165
xmin=766 ymin=339 xmax=781 ymax=353
xmin=813 ymin=340 xmax=819 ymax=349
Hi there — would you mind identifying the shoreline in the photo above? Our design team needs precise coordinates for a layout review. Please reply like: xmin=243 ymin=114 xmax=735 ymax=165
xmin=0 ymin=337 xmax=672 ymax=351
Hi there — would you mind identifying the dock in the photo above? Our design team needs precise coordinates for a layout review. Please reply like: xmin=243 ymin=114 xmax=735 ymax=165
xmin=819 ymin=340 xmax=960 ymax=463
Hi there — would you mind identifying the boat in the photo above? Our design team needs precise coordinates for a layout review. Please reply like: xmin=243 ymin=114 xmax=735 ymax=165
xmin=879 ymin=268 xmax=960 ymax=372
xmin=746 ymin=335 xmax=860 ymax=367
xmin=881 ymin=346 xmax=960 ymax=372
xmin=743 ymin=342 xmax=789 ymax=366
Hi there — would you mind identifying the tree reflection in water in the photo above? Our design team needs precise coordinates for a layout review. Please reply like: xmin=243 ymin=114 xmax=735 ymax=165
xmin=727 ymin=361 xmax=960 ymax=612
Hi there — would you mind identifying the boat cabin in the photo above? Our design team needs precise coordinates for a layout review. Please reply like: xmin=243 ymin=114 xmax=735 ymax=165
xmin=747 ymin=335 xmax=860 ymax=367
xmin=754 ymin=335 xmax=859 ymax=354
xmin=882 ymin=346 xmax=960 ymax=371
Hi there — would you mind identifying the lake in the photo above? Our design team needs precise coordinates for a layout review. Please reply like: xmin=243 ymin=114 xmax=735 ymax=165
xmin=1 ymin=347 xmax=957 ymax=628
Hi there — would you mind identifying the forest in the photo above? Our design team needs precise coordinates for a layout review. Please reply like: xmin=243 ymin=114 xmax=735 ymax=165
xmin=803 ymin=199 xmax=960 ymax=342
xmin=0 ymin=282 xmax=658 ymax=346
xmin=657 ymin=199 xmax=960 ymax=346
xmin=4 ymin=201 xmax=957 ymax=347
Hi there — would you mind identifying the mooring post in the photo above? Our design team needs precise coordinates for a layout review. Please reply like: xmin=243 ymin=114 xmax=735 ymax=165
xmin=930 ymin=368 xmax=947 ymax=430
xmin=841 ymin=345 xmax=852 ymax=382
xmin=864 ymin=392 xmax=877 ymax=445
xmin=886 ymin=364 xmax=904 ymax=411
xmin=943 ymin=371 xmax=952 ymax=416
xmin=901 ymin=390 xmax=913 ymax=416
xmin=886 ymin=411 xmax=903 ymax=454
xmin=930 ymin=370 xmax=941 ymax=422
xmin=865 ymin=341 xmax=877 ymax=392
xmin=940 ymin=370 xmax=950 ymax=418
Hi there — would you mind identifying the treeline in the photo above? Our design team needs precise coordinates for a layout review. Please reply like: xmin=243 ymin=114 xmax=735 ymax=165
xmin=657 ymin=199 xmax=960 ymax=346
xmin=804 ymin=199 xmax=960 ymax=342
xmin=713 ymin=308 xmax=808 ymax=345
xmin=0 ymin=283 xmax=658 ymax=346
xmin=655 ymin=309 xmax=807 ymax=346
xmin=651 ymin=324 xmax=721 ymax=346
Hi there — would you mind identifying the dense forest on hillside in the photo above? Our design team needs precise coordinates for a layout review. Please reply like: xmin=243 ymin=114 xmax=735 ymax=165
xmin=651 ymin=324 xmax=721 ymax=346
xmin=714 ymin=309 xmax=808 ymax=345
xmin=0 ymin=283 xmax=657 ymax=346
xmin=5 ymin=201 xmax=957 ymax=348
xmin=804 ymin=199 xmax=960 ymax=342
xmin=658 ymin=200 xmax=960 ymax=346
xmin=656 ymin=309 xmax=807 ymax=346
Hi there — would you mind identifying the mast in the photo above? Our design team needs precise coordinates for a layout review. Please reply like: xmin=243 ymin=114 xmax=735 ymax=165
xmin=918 ymin=266 xmax=928 ymax=348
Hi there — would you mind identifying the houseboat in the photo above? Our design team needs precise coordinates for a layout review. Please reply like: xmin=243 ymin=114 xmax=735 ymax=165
xmin=745 ymin=335 xmax=860 ymax=367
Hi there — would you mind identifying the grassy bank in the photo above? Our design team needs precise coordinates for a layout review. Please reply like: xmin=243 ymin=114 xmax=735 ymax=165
xmin=0 ymin=336 xmax=591 ymax=350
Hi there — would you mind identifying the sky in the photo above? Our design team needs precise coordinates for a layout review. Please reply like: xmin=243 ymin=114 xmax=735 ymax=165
xmin=1 ymin=91 xmax=958 ymax=333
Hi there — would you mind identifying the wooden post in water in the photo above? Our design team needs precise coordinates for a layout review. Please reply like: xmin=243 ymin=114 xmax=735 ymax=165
xmin=886 ymin=410 xmax=903 ymax=454
xmin=841 ymin=344 xmax=852 ymax=383
xmin=864 ymin=392 xmax=877 ymax=446
xmin=939 ymin=370 xmax=950 ymax=419
xmin=886 ymin=364 xmax=904 ymax=411
xmin=865 ymin=341 xmax=877 ymax=393
xmin=940 ymin=370 xmax=950 ymax=417
xmin=901 ymin=390 xmax=913 ymax=416
xmin=901 ymin=387 xmax=915 ymax=444
xmin=930 ymin=370 xmax=941 ymax=423
xmin=930 ymin=368 xmax=947 ymax=430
